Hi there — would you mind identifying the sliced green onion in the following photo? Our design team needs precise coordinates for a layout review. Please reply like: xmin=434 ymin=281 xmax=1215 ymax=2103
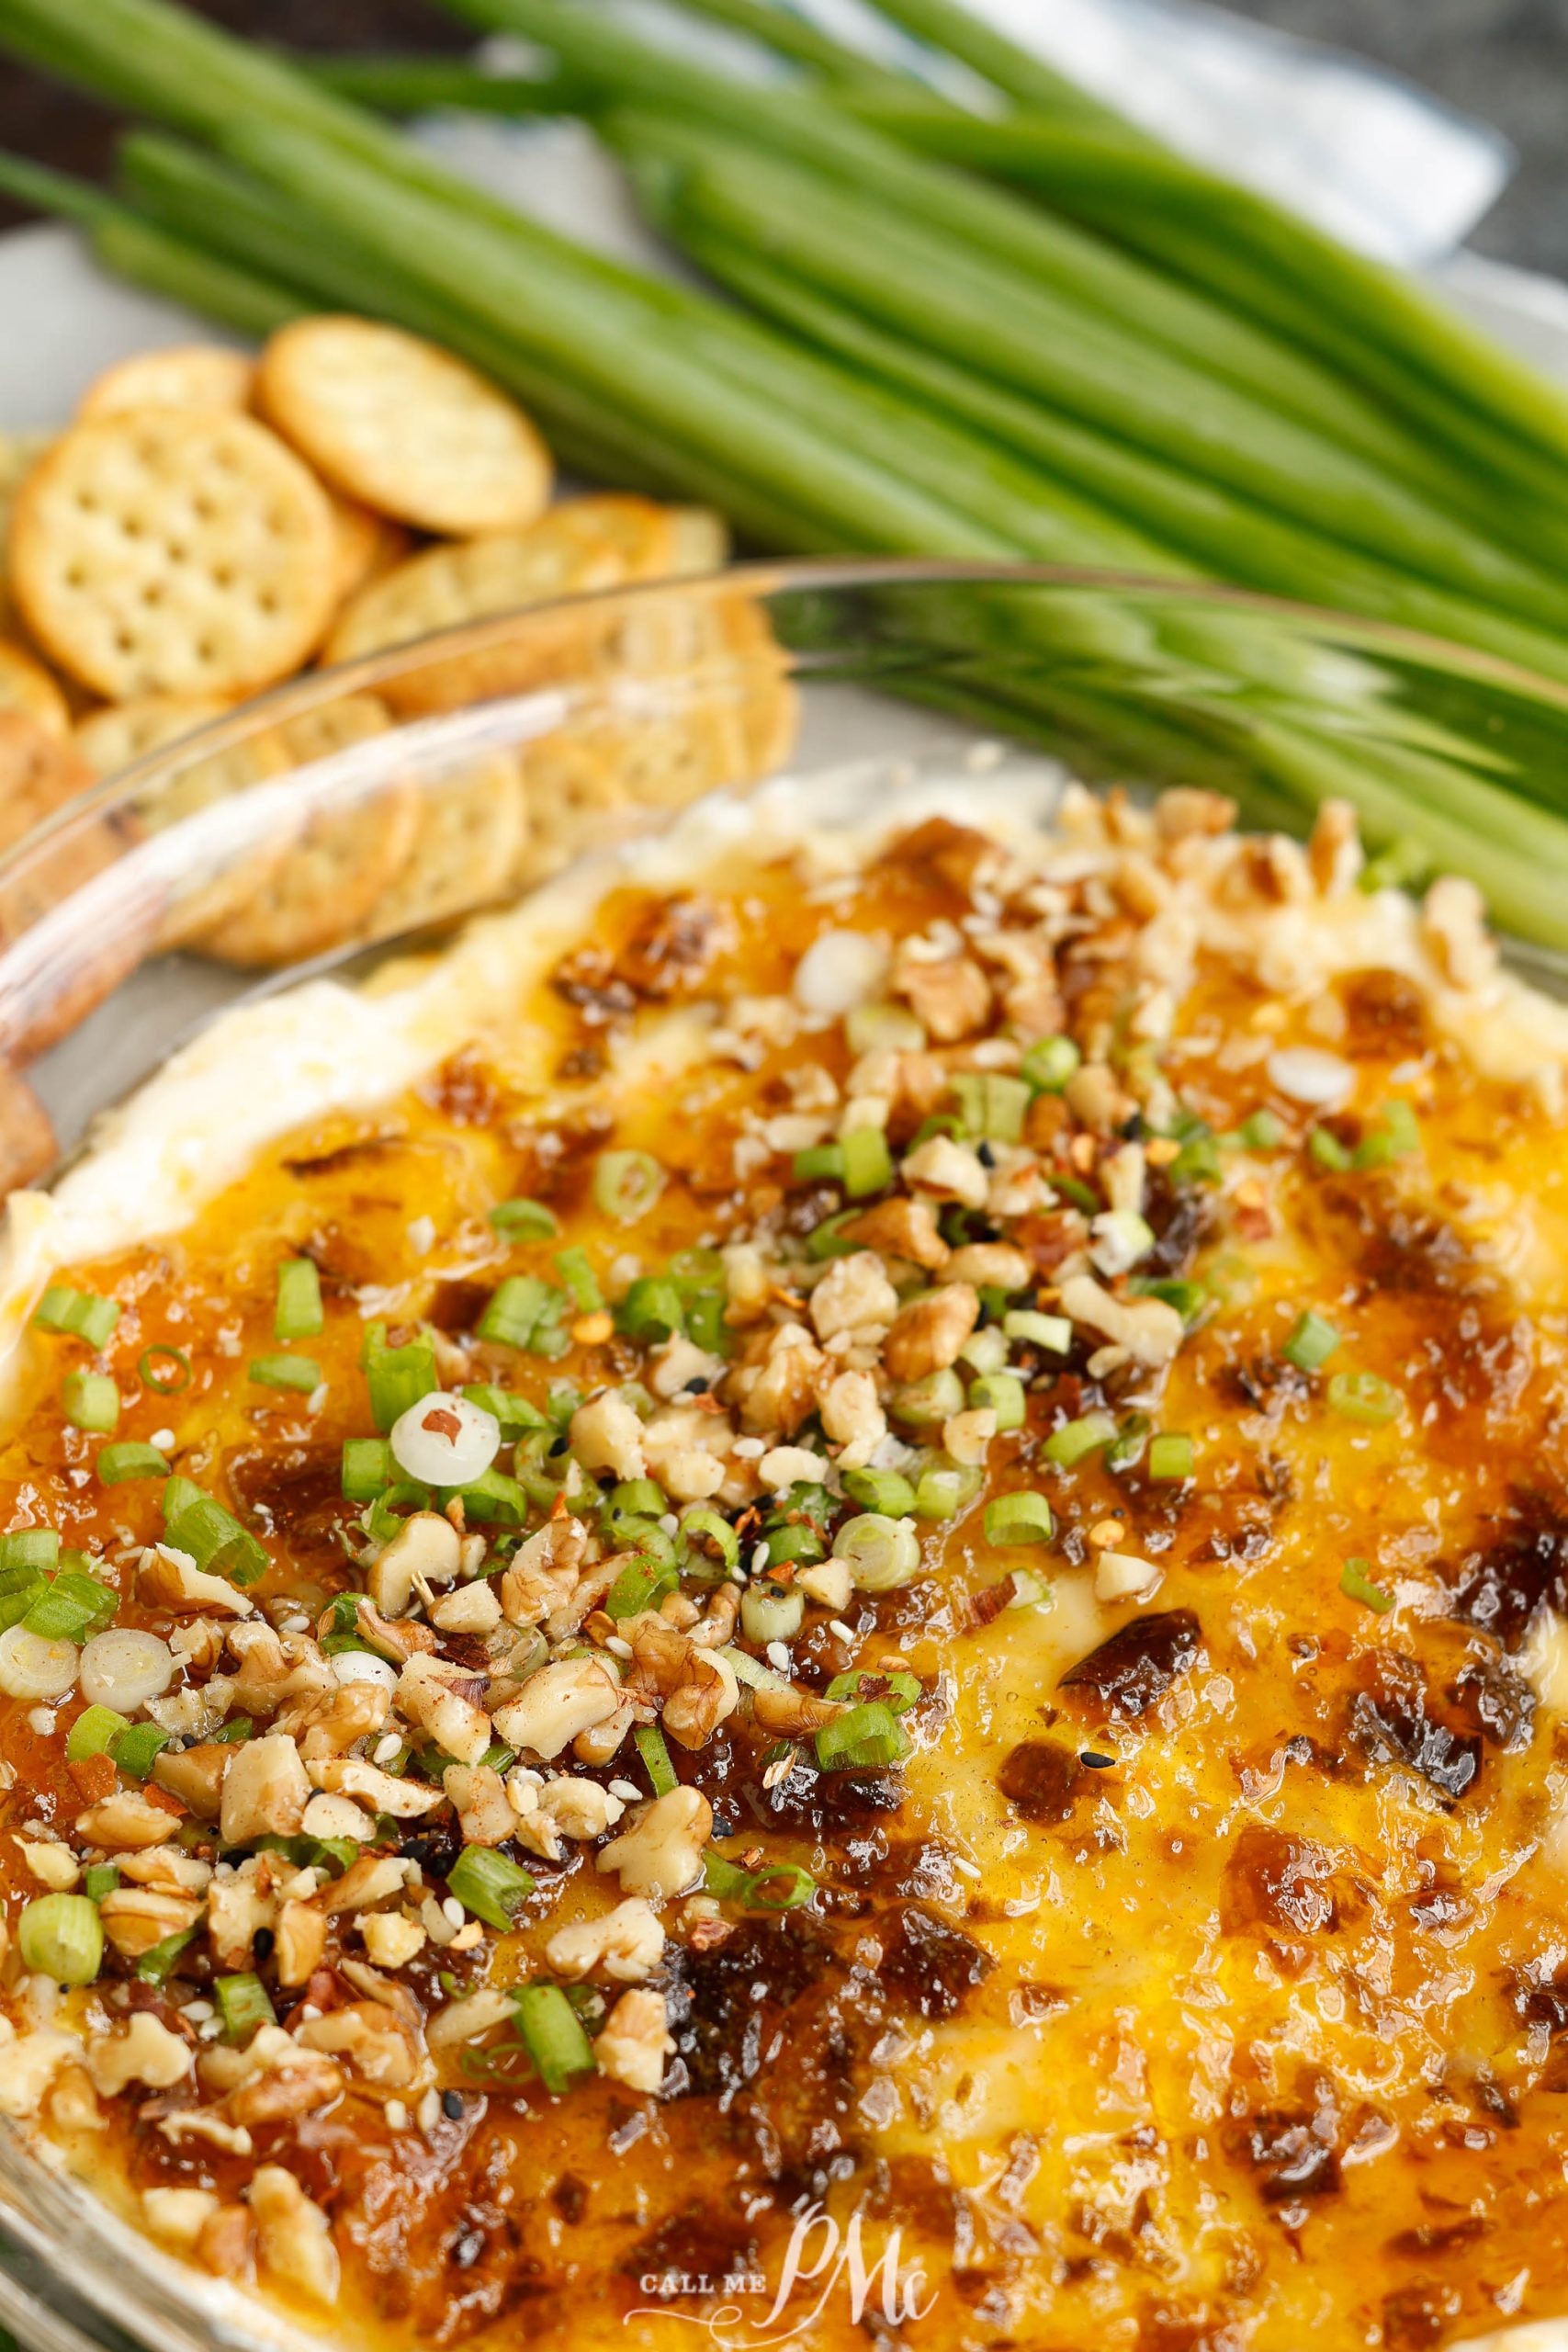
xmin=478 ymin=1274 xmax=553 ymax=1350
xmin=109 ymin=1723 xmax=172 ymax=1780
xmin=161 ymin=1476 xmax=203 ymax=1527
xmin=215 ymin=1971 xmax=276 ymax=2041
xmin=968 ymin=1370 xmax=1025 ymax=1430
xmin=806 ymin=1208 xmax=861 ymax=1261
xmin=138 ymin=1344 xmax=192 ymax=1395
xmin=1340 ymin=1556 xmax=1394 ymax=1613
xmin=953 ymin=1071 xmax=1031 ymax=1143
xmin=1052 ymin=1172 xmax=1101 ymax=1216
xmin=461 ymin=1385 xmax=549 ymax=1434
xmin=34 ymin=1286 xmax=120 ymax=1351
xmin=1042 ymin=1411 xmax=1117 ymax=1468
xmin=361 ymin=1321 xmax=438 ymax=1427
xmin=274 ymin=1257 xmax=323 ymax=1341
xmin=1168 ymin=1132 xmax=1224 ymax=1187
xmin=890 ymin=1367 xmax=965 ymax=1427
xmin=209 ymin=1715 xmax=254 ymax=1745
xmin=1107 ymin=1413 xmax=1151 ymax=1474
xmin=62 ymin=1371 xmax=119 ymax=1434
xmin=96 ymin=1442 xmax=170 ymax=1487
xmin=833 ymin=1512 xmax=921 ymax=1591
xmin=83 ymin=1864 xmax=119 ymax=1905
xmin=1325 ymin=1370 xmax=1404 ymax=1426
xmin=616 ymin=1277 xmax=685 ymax=1345
xmin=1021 ymin=1035 xmax=1080 ymax=1093
xmin=961 ymin=1325 xmax=1009 ymax=1376
xmin=846 ymin=1001 xmax=925 ymax=1055
xmin=1130 ymin=1276 xmax=1209 ymax=1323
xmin=678 ymin=1505 xmax=740 ymax=1575
xmin=792 ymin=1141 xmax=845 ymax=1183
xmin=914 ymin=1461 xmax=982 ymax=1519
xmin=1002 ymin=1308 xmax=1072 ymax=1353
xmin=164 ymin=1495 xmax=269 ymax=1588
xmin=490 ymin=1197 xmax=558 ymax=1240
xmin=0 ymin=1531 xmax=59 ymax=1577
xmin=249 ymin=1354 xmax=322 ymax=1393
xmin=634 ymin=1720 xmax=678 ymax=1798
xmin=985 ymin=1491 xmax=1055 ymax=1545
xmin=608 ymin=1478 xmax=666 ymax=1519
xmin=605 ymin=1555 xmax=679 ymax=1620
xmin=65 ymin=1704 xmax=130 ymax=1762
xmin=1148 ymin=1433 xmax=1195 ymax=1482
xmin=341 ymin=1437 xmax=393 ymax=1500
xmin=1228 ymin=1109 xmax=1285 ymax=1151
xmin=762 ymin=1521 xmax=824 ymax=1570
xmin=704 ymin=1851 xmax=817 ymax=1910
xmin=593 ymin=1149 xmax=663 ymax=1226
xmin=441 ymin=1468 xmax=527 ymax=1526
xmin=1089 ymin=1208 xmax=1156 ymax=1273
xmin=682 ymin=1290 xmax=728 ymax=1354
xmin=1281 ymin=1310 xmax=1342 ymax=1373
xmin=1309 ymin=1125 xmax=1354 ymax=1172
xmin=448 ymin=1845 xmax=535 ymax=1934
xmin=740 ymin=1583 xmax=805 ymax=1645
xmin=553 ymin=1246 xmax=604 ymax=1313
xmin=840 ymin=1468 xmax=917 ymax=1517
xmin=825 ymin=1667 xmax=921 ymax=1713
xmin=815 ymin=1701 xmax=911 ymax=1772
xmin=514 ymin=1982 xmax=594 ymax=2094
xmin=1353 ymin=1099 xmax=1422 ymax=1169
xmin=136 ymin=1928 xmax=197 ymax=1985
xmin=364 ymin=1481 xmax=431 ymax=1546
xmin=17 ymin=1893 xmax=103 ymax=1984
xmin=841 ymin=1126 xmax=894 ymax=1197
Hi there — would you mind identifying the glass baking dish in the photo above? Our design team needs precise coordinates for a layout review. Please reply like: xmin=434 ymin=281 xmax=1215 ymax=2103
xmin=0 ymin=558 xmax=1565 ymax=2352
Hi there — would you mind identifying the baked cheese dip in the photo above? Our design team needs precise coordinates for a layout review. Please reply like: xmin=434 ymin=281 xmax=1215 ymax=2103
xmin=0 ymin=771 xmax=1565 ymax=2352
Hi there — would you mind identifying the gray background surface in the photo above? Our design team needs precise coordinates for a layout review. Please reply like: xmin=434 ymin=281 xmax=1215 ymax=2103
xmin=1226 ymin=0 xmax=1568 ymax=274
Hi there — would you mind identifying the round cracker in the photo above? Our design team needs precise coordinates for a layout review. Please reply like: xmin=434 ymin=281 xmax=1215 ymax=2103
xmin=77 ymin=345 xmax=254 ymax=423
xmin=74 ymin=694 xmax=233 ymax=779
xmin=194 ymin=695 xmax=419 ymax=967
xmin=10 ymin=407 xmax=340 ymax=701
xmin=257 ymin=316 xmax=552 ymax=539
xmin=0 ymin=711 xmax=148 ymax=1058
xmin=0 ymin=641 xmax=69 ymax=738
xmin=326 ymin=487 xmax=411 ymax=610
xmin=366 ymin=752 xmax=527 ymax=941
xmin=323 ymin=498 xmax=731 ymax=722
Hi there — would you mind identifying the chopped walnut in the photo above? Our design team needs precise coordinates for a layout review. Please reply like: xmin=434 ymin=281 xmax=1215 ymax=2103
xmin=85 ymin=2013 xmax=192 ymax=2098
xmin=570 ymin=1390 xmax=648 ymax=1481
xmin=249 ymin=2165 xmax=340 ymax=2306
xmin=491 ymin=1655 xmax=624 ymax=1761
xmin=902 ymin=1133 xmax=989 ymax=1209
xmin=73 ymin=1790 xmax=181 ymax=1850
xmin=367 ymin=1510 xmax=462 ymax=1619
xmin=546 ymin=1895 xmax=664 ymax=1983
xmin=596 ymin=1786 xmax=713 ymax=1900
xmin=152 ymin=1744 xmax=232 ymax=1821
xmin=396 ymin=1653 xmax=492 ymax=1766
xmin=275 ymin=1900 xmax=328 ymax=1988
xmin=360 ymin=1912 xmax=426 ymax=1970
xmin=594 ymin=1986 xmax=672 ymax=2095
xmin=218 ymin=1734 xmax=311 ymax=1847
xmin=1154 ymin=786 xmax=1237 ymax=842
xmin=841 ymin=1195 xmax=949 ymax=1270
xmin=139 ymin=1544 xmax=255 ymax=1619
xmin=943 ymin=1242 xmax=1032 ymax=1292
xmin=443 ymin=1762 xmax=515 ymax=1847
xmin=883 ymin=1283 xmax=980 ymax=1383
xmin=809 ymin=1250 xmax=899 ymax=1344
xmin=894 ymin=945 xmax=990 ymax=1041
xmin=1057 ymin=1273 xmax=1184 ymax=1368
xmin=1308 ymin=798 xmax=1362 ymax=896
xmin=309 ymin=1755 xmax=445 ymax=1819
xmin=818 ymin=1367 xmax=886 ymax=1469
xmin=296 ymin=2001 xmax=423 ymax=2089
xmin=207 ymin=1867 xmax=279 ymax=1970
xmin=737 ymin=1321 xmax=828 ymax=1436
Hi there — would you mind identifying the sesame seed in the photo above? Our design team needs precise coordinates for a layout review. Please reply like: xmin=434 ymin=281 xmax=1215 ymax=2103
xmin=751 ymin=1542 xmax=770 ymax=1573
xmin=606 ymin=1635 xmax=633 ymax=1660
xmin=608 ymin=1780 xmax=639 ymax=1803
xmin=658 ymin=1514 xmax=679 ymax=1536
xmin=442 ymin=1896 xmax=465 ymax=1928
xmin=441 ymin=2089 xmax=464 ymax=2120
xmin=149 ymin=1428 xmax=175 ymax=1452
xmin=952 ymin=1856 xmax=982 ymax=1882
xmin=385 ymin=2099 xmax=409 ymax=2132
xmin=732 ymin=1436 xmax=764 ymax=1459
xmin=829 ymin=1619 xmax=854 ymax=1644
xmin=765 ymin=1641 xmax=791 ymax=1671
xmin=182 ymin=2000 xmax=214 ymax=2022
xmin=373 ymin=1735 xmax=401 ymax=1764
xmin=1080 ymin=1750 xmax=1115 ymax=1770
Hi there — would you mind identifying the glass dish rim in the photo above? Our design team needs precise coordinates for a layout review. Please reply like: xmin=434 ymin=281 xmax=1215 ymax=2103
xmin=7 ymin=552 xmax=1568 ymax=885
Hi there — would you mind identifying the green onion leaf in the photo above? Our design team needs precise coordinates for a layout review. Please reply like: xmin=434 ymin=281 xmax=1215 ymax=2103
xmin=249 ymin=1354 xmax=322 ymax=1394
xmin=1021 ymin=1035 xmax=1080 ymax=1094
xmin=34 ymin=1285 xmax=120 ymax=1351
xmin=138 ymin=1344 xmax=192 ymax=1395
xmin=605 ymin=1555 xmax=679 ymax=1620
xmin=815 ymin=1701 xmax=911 ymax=1772
xmin=1340 ymin=1556 xmax=1395 ymax=1613
xmin=1228 ymin=1109 xmax=1285 ymax=1152
xmin=616 ymin=1277 xmax=685 ymax=1346
xmin=215 ymin=1971 xmax=276 ymax=2041
xmin=490 ymin=1197 xmax=558 ymax=1240
xmin=792 ymin=1141 xmax=845 ymax=1183
xmin=552 ymin=1246 xmax=604 ymax=1313
xmin=1325 ymin=1370 xmax=1404 ymax=1426
xmin=592 ymin=1149 xmax=663 ymax=1227
xmin=634 ymin=1720 xmax=678 ymax=1798
xmin=0 ymin=1531 xmax=59 ymax=1577
xmin=275 ymin=1257 xmax=323 ymax=1341
xmin=985 ymin=1490 xmax=1055 ymax=1545
xmin=840 ymin=1126 xmax=893 ymax=1197
xmin=461 ymin=1385 xmax=549 ymax=1435
xmin=1002 ymin=1308 xmax=1071 ymax=1353
xmin=514 ymin=1982 xmax=594 ymax=2094
xmin=109 ymin=1723 xmax=171 ymax=1780
xmin=1281 ymin=1310 xmax=1341 ymax=1373
xmin=825 ymin=1667 xmax=921 ymax=1713
xmin=1042 ymin=1411 xmax=1117 ymax=1468
xmin=65 ymin=1704 xmax=130 ymax=1762
xmin=952 ymin=1072 xmax=1031 ymax=1143
xmin=97 ymin=1442 xmax=170 ymax=1487
xmin=361 ymin=1320 xmax=437 ymax=1427
xmin=62 ymin=1371 xmax=119 ymax=1434
xmin=805 ymin=1208 xmax=861 ymax=1261
xmin=135 ymin=1927 xmax=198 ymax=1985
xmin=17 ymin=1893 xmax=103 ymax=1984
xmin=703 ymin=1851 xmax=817 ymax=1910
xmin=447 ymin=1844 xmax=535 ymax=1932
xmin=1308 ymin=1125 xmax=1354 ymax=1172
xmin=1352 ymin=1099 xmax=1422 ymax=1170
xmin=840 ymin=1467 xmax=917 ymax=1518
xmin=1148 ymin=1433 xmax=1195 ymax=1482
xmin=83 ymin=1864 xmax=119 ymax=1905
xmin=968 ymin=1370 xmax=1026 ymax=1430
xmin=478 ymin=1275 xmax=556 ymax=1351
xmin=164 ymin=1494 xmax=269 ymax=1588
xmin=439 ymin=1468 xmax=527 ymax=1525
xmin=341 ymin=1437 xmax=393 ymax=1500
